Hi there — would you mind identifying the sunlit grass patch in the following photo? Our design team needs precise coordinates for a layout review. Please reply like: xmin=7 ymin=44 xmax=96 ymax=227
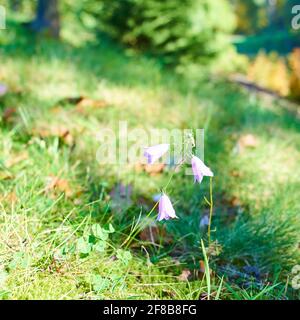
xmin=1 ymin=19 xmax=300 ymax=300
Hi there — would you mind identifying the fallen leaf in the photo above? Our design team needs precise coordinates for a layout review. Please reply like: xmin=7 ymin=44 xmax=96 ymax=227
xmin=199 ymin=260 xmax=206 ymax=274
xmin=235 ymin=134 xmax=259 ymax=154
xmin=230 ymin=170 xmax=242 ymax=178
xmin=58 ymin=96 xmax=84 ymax=105
xmin=58 ymin=127 xmax=74 ymax=145
xmin=0 ymin=191 xmax=18 ymax=205
xmin=31 ymin=125 xmax=74 ymax=146
xmin=135 ymin=162 xmax=165 ymax=175
xmin=6 ymin=192 xmax=18 ymax=204
xmin=134 ymin=163 xmax=144 ymax=173
xmin=57 ymin=96 xmax=108 ymax=114
xmin=178 ymin=269 xmax=191 ymax=281
xmin=198 ymin=259 xmax=213 ymax=281
xmin=5 ymin=151 xmax=28 ymax=168
xmin=2 ymin=107 xmax=17 ymax=123
xmin=239 ymin=134 xmax=258 ymax=147
xmin=50 ymin=106 xmax=64 ymax=114
xmin=45 ymin=176 xmax=73 ymax=198
xmin=144 ymin=163 xmax=165 ymax=175
xmin=76 ymin=97 xmax=107 ymax=109
xmin=0 ymin=171 xmax=14 ymax=180
xmin=227 ymin=196 xmax=242 ymax=207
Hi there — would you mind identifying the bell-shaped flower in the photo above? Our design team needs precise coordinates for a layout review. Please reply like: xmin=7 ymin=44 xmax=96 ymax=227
xmin=191 ymin=155 xmax=213 ymax=183
xmin=144 ymin=144 xmax=169 ymax=164
xmin=157 ymin=193 xmax=178 ymax=221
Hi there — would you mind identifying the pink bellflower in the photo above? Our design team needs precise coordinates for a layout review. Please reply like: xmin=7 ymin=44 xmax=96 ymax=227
xmin=191 ymin=155 xmax=213 ymax=183
xmin=144 ymin=144 xmax=169 ymax=164
xmin=157 ymin=193 xmax=178 ymax=221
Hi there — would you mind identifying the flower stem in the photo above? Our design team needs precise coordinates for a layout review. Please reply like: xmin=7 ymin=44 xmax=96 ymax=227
xmin=123 ymin=165 xmax=178 ymax=248
xmin=207 ymin=177 xmax=213 ymax=246
xmin=122 ymin=201 xmax=158 ymax=248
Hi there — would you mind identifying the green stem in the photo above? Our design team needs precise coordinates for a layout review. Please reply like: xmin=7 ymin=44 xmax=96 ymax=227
xmin=122 ymin=201 xmax=158 ymax=248
xmin=164 ymin=168 xmax=176 ymax=192
xmin=207 ymin=177 xmax=213 ymax=246
xmin=123 ymin=165 xmax=177 ymax=248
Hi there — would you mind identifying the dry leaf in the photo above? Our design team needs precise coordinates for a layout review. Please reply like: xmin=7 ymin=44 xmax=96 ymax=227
xmin=57 ymin=96 xmax=108 ymax=114
xmin=135 ymin=162 xmax=165 ymax=176
xmin=198 ymin=260 xmax=212 ymax=280
xmin=178 ymin=269 xmax=191 ymax=281
xmin=58 ymin=127 xmax=74 ymax=145
xmin=45 ymin=176 xmax=73 ymax=198
xmin=230 ymin=170 xmax=242 ymax=178
xmin=50 ymin=106 xmax=64 ymax=114
xmin=134 ymin=163 xmax=144 ymax=173
xmin=5 ymin=151 xmax=28 ymax=168
xmin=31 ymin=125 xmax=74 ymax=146
xmin=235 ymin=134 xmax=259 ymax=154
xmin=144 ymin=163 xmax=165 ymax=175
xmin=58 ymin=96 xmax=84 ymax=105
xmin=76 ymin=97 xmax=107 ymax=109
xmin=5 ymin=191 xmax=18 ymax=204
xmin=227 ymin=196 xmax=242 ymax=207
xmin=2 ymin=107 xmax=17 ymax=123
xmin=199 ymin=260 xmax=206 ymax=274
xmin=0 ymin=191 xmax=18 ymax=205
xmin=0 ymin=171 xmax=14 ymax=180
xmin=239 ymin=134 xmax=258 ymax=147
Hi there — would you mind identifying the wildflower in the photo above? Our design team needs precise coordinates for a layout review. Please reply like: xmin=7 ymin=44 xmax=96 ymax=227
xmin=0 ymin=83 xmax=7 ymax=96
xmin=191 ymin=155 xmax=213 ymax=183
xmin=144 ymin=144 xmax=169 ymax=164
xmin=157 ymin=193 xmax=177 ymax=221
xmin=200 ymin=215 xmax=209 ymax=228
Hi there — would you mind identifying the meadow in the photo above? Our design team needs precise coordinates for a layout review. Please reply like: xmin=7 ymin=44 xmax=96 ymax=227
xmin=0 ymin=17 xmax=300 ymax=300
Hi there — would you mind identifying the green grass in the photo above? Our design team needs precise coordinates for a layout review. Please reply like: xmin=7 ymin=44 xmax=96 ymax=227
xmin=0 ymin=16 xmax=300 ymax=300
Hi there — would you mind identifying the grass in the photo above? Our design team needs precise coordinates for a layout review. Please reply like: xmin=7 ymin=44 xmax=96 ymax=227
xmin=0 ymin=15 xmax=300 ymax=300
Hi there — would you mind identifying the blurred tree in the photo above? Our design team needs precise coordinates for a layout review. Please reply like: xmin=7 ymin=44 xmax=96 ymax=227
xmin=289 ymin=49 xmax=300 ymax=100
xmin=26 ymin=0 xmax=60 ymax=37
xmin=232 ymin=0 xmax=300 ymax=34
xmin=96 ymin=0 xmax=236 ymax=66
xmin=10 ymin=0 xmax=22 ymax=11
xmin=231 ymin=0 xmax=268 ymax=34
